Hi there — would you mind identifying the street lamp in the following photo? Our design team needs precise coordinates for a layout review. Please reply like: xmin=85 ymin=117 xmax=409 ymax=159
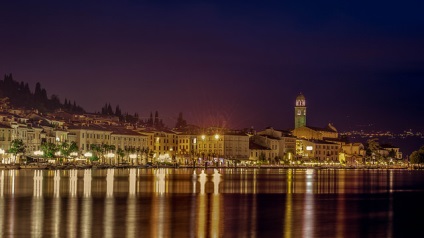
xmin=129 ymin=153 xmax=137 ymax=165
xmin=107 ymin=152 xmax=115 ymax=164
xmin=84 ymin=152 xmax=92 ymax=163
xmin=0 ymin=148 xmax=5 ymax=164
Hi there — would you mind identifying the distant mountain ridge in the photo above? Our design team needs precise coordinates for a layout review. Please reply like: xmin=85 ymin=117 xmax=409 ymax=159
xmin=0 ymin=74 xmax=85 ymax=113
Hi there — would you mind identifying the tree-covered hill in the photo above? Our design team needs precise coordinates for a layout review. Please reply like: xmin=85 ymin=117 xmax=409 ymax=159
xmin=0 ymin=74 xmax=85 ymax=113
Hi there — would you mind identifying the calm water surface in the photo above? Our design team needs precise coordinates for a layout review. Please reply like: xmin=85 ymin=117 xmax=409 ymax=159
xmin=1 ymin=168 xmax=424 ymax=237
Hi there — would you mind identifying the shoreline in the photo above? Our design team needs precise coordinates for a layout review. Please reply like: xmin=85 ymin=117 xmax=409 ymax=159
xmin=0 ymin=163 xmax=420 ymax=170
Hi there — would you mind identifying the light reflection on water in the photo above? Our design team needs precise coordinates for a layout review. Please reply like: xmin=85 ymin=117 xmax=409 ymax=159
xmin=0 ymin=168 xmax=424 ymax=237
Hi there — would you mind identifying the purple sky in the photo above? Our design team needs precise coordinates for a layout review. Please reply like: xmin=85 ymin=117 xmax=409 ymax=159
xmin=1 ymin=0 xmax=424 ymax=131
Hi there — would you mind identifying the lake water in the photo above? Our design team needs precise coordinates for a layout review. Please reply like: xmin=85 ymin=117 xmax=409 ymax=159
xmin=1 ymin=168 xmax=424 ymax=237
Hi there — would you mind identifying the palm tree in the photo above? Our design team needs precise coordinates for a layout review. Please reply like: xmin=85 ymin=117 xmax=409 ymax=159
xmin=116 ymin=148 xmax=125 ymax=164
xmin=90 ymin=144 xmax=102 ymax=163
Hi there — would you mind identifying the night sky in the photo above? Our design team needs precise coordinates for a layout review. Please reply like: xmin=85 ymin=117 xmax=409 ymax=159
xmin=1 ymin=0 xmax=424 ymax=132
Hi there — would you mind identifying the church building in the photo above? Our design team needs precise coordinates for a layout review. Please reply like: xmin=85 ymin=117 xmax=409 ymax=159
xmin=292 ymin=93 xmax=339 ymax=140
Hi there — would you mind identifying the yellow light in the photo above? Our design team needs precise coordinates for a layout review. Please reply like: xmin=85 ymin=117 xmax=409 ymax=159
xmin=214 ymin=134 xmax=220 ymax=140
xmin=106 ymin=153 xmax=115 ymax=158
xmin=201 ymin=135 xmax=206 ymax=140
xmin=84 ymin=152 xmax=92 ymax=157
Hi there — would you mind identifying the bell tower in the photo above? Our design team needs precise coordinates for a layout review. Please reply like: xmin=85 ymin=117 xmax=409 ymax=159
xmin=295 ymin=93 xmax=306 ymax=128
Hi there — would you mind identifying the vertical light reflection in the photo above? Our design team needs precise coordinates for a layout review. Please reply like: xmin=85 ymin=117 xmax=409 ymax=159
xmin=303 ymin=169 xmax=315 ymax=238
xmin=0 ymin=170 xmax=4 ymax=236
xmin=0 ymin=170 xmax=4 ymax=197
xmin=387 ymin=170 xmax=393 ymax=238
xmin=389 ymin=170 xmax=393 ymax=193
xmin=199 ymin=170 xmax=206 ymax=195
xmin=53 ymin=170 xmax=60 ymax=197
xmin=8 ymin=171 xmax=15 ymax=236
xmin=69 ymin=170 xmax=78 ymax=197
xmin=105 ymin=169 xmax=115 ymax=238
xmin=126 ymin=168 xmax=137 ymax=238
xmin=239 ymin=169 xmax=244 ymax=194
xmin=106 ymin=169 xmax=114 ymax=197
xmin=83 ymin=170 xmax=92 ymax=197
xmin=250 ymin=169 xmax=257 ymax=237
xmin=32 ymin=170 xmax=44 ymax=238
xmin=129 ymin=169 xmax=136 ymax=196
xmin=152 ymin=169 xmax=167 ymax=238
xmin=81 ymin=170 xmax=92 ymax=238
xmin=243 ymin=169 xmax=248 ymax=193
xmin=253 ymin=169 xmax=257 ymax=194
xmin=210 ymin=169 xmax=221 ymax=238
xmin=192 ymin=170 xmax=197 ymax=193
xmin=197 ymin=170 xmax=207 ymax=237
xmin=212 ymin=169 xmax=220 ymax=195
xmin=336 ymin=171 xmax=345 ymax=238
xmin=104 ymin=197 xmax=115 ymax=238
xmin=10 ymin=170 xmax=15 ymax=195
xmin=68 ymin=170 xmax=78 ymax=238
xmin=81 ymin=197 xmax=92 ymax=238
xmin=189 ymin=175 xmax=197 ymax=237
xmin=155 ymin=169 xmax=166 ymax=195
xmin=33 ymin=170 xmax=43 ymax=197
xmin=126 ymin=195 xmax=136 ymax=238
xmin=52 ymin=171 xmax=61 ymax=238
xmin=284 ymin=169 xmax=293 ymax=238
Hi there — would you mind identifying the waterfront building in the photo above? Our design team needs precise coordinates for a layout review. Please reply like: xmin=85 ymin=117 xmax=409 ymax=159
xmin=223 ymin=131 xmax=250 ymax=162
xmin=249 ymin=134 xmax=279 ymax=160
xmin=175 ymin=133 xmax=197 ymax=164
xmin=296 ymin=139 xmax=341 ymax=162
xmin=292 ymin=124 xmax=338 ymax=140
xmin=67 ymin=125 xmax=112 ymax=151
xmin=257 ymin=127 xmax=296 ymax=158
xmin=378 ymin=144 xmax=403 ymax=160
xmin=0 ymin=123 xmax=12 ymax=153
xmin=110 ymin=127 xmax=148 ymax=151
xmin=249 ymin=140 xmax=272 ymax=162
xmin=197 ymin=132 xmax=224 ymax=161
xmin=141 ymin=129 xmax=178 ymax=162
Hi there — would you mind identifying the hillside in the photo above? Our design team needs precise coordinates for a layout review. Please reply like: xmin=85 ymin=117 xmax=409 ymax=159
xmin=0 ymin=74 xmax=85 ymax=113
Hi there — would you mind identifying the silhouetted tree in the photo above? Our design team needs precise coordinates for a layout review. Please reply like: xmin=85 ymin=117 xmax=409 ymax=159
xmin=175 ymin=112 xmax=187 ymax=129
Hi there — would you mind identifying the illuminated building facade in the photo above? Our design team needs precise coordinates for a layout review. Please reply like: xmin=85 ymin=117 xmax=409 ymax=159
xmin=296 ymin=139 xmax=340 ymax=162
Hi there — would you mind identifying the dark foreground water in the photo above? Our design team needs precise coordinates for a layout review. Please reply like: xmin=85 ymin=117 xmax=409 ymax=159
xmin=1 ymin=168 xmax=424 ymax=237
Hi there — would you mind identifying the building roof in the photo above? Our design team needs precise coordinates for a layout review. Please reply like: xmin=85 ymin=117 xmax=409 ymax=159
xmin=110 ymin=127 xmax=146 ymax=136
xmin=260 ymin=135 xmax=280 ymax=140
xmin=296 ymin=93 xmax=305 ymax=101
xmin=300 ymin=139 xmax=339 ymax=145
xmin=0 ymin=123 xmax=11 ymax=129
xmin=305 ymin=126 xmax=337 ymax=133
xmin=67 ymin=124 xmax=113 ymax=132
